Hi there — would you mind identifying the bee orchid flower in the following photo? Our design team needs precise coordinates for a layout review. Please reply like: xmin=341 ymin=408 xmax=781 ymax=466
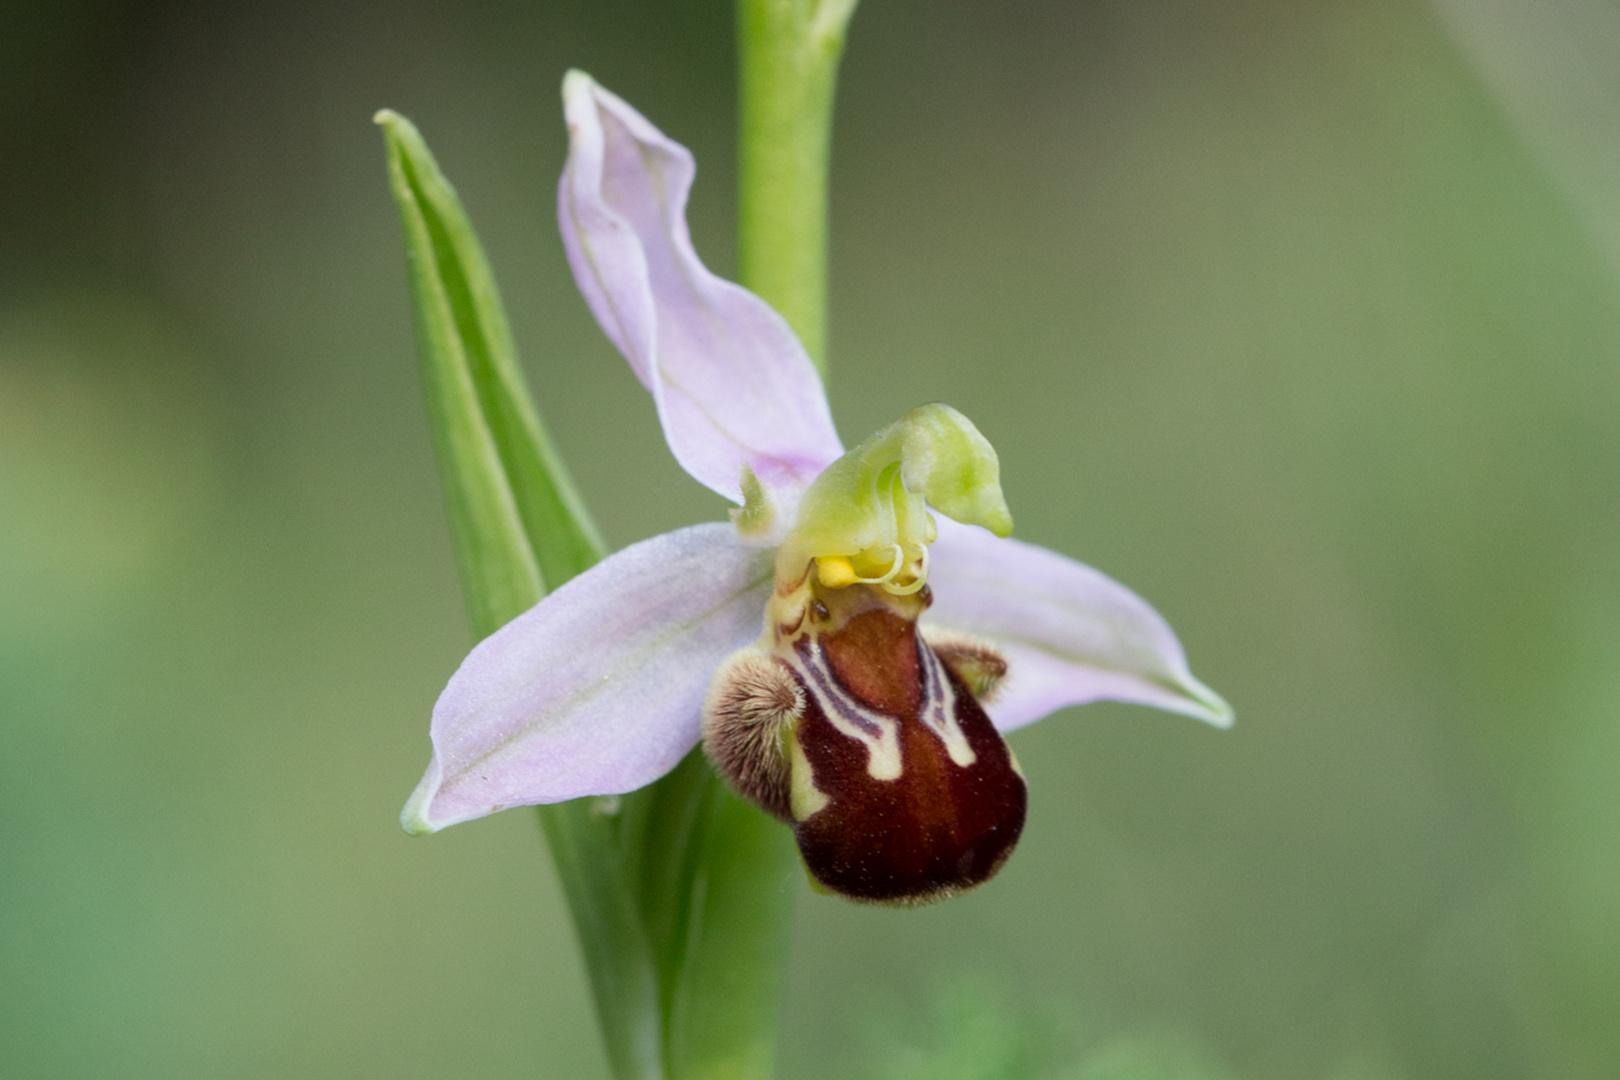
xmin=401 ymin=71 xmax=1231 ymax=905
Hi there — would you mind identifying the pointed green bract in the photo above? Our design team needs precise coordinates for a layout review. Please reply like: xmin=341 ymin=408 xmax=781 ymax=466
xmin=377 ymin=110 xmax=543 ymax=633
xmin=377 ymin=110 xmax=605 ymax=601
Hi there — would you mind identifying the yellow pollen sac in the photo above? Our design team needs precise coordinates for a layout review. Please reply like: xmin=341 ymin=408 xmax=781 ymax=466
xmin=814 ymin=544 xmax=928 ymax=595
xmin=816 ymin=556 xmax=860 ymax=589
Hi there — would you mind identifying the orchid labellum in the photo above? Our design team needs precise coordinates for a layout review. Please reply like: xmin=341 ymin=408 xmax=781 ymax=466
xmin=401 ymin=72 xmax=1230 ymax=905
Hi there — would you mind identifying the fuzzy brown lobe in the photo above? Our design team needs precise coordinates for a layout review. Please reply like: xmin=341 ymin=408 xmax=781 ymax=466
xmin=701 ymin=650 xmax=801 ymax=821
xmin=792 ymin=608 xmax=1026 ymax=905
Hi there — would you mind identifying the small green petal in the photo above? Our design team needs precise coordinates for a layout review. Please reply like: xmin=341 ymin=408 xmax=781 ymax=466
xmin=729 ymin=465 xmax=778 ymax=540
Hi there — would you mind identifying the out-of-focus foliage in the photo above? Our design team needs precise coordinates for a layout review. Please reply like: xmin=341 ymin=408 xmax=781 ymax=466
xmin=854 ymin=978 xmax=1235 ymax=1080
xmin=1061 ymin=1038 xmax=1236 ymax=1080
xmin=857 ymin=978 xmax=1065 ymax=1080
xmin=3 ymin=1 xmax=1618 ymax=1079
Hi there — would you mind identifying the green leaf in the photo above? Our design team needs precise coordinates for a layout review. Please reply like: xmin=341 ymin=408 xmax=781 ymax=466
xmin=378 ymin=110 xmax=662 ymax=1080
xmin=541 ymin=801 xmax=667 ymax=1080
xmin=663 ymin=784 xmax=799 ymax=1080
xmin=377 ymin=109 xmax=605 ymax=606
xmin=380 ymin=95 xmax=814 ymax=1080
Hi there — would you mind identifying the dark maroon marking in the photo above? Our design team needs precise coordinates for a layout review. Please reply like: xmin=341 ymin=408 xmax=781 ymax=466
xmin=791 ymin=609 xmax=1026 ymax=905
xmin=820 ymin=608 xmax=922 ymax=717
xmin=798 ymin=643 xmax=885 ymax=738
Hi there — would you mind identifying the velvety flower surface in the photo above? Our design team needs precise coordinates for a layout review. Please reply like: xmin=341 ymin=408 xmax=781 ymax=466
xmin=402 ymin=72 xmax=1230 ymax=899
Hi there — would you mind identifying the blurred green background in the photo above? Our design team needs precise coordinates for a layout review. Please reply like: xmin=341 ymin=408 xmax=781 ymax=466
xmin=4 ymin=0 xmax=1619 ymax=1077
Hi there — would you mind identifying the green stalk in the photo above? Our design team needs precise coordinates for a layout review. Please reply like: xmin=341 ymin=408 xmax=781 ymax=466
xmin=639 ymin=6 xmax=862 ymax=1076
xmin=737 ymin=0 xmax=860 ymax=375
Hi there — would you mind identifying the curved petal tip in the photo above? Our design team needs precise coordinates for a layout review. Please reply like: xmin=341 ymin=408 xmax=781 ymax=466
xmin=1156 ymin=668 xmax=1234 ymax=729
xmin=400 ymin=767 xmax=443 ymax=836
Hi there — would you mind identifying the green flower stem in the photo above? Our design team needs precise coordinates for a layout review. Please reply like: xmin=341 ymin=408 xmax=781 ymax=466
xmin=737 ymin=0 xmax=860 ymax=375
xmin=644 ymin=6 xmax=865 ymax=1076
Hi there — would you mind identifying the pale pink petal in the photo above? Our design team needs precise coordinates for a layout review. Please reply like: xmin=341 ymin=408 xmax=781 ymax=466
xmin=402 ymin=524 xmax=774 ymax=833
xmin=558 ymin=71 xmax=843 ymax=502
xmin=924 ymin=518 xmax=1232 ymax=732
